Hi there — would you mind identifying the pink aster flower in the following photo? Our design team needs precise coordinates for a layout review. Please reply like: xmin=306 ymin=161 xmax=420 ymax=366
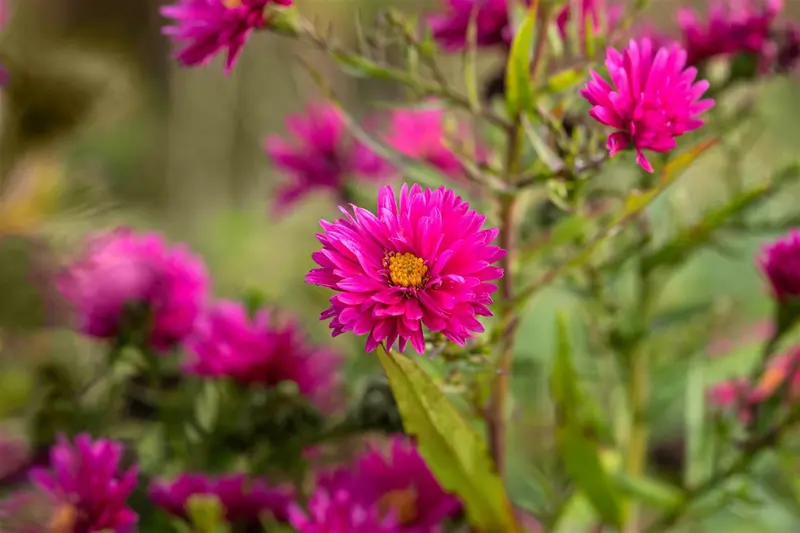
xmin=28 ymin=434 xmax=138 ymax=533
xmin=318 ymin=436 xmax=461 ymax=532
xmin=185 ymin=300 xmax=342 ymax=411
xmin=555 ymin=0 xmax=622 ymax=46
xmin=265 ymin=103 xmax=392 ymax=216
xmin=677 ymin=0 xmax=782 ymax=67
xmin=289 ymin=487 xmax=400 ymax=533
xmin=428 ymin=0 xmax=513 ymax=52
xmin=580 ymin=38 xmax=715 ymax=172
xmin=384 ymin=106 xmax=478 ymax=181
xmin=760 ymin=229 xmax=800 ymax=301
xmin=148 ymin=473 xmax=293 ymax=524
xmin=161 ymin=0 xmax=292 ymax=73
xmin=57 ymin=228 xmax=208 ymax=350
xmin=305 ymin=184 xmax=505 ymax=354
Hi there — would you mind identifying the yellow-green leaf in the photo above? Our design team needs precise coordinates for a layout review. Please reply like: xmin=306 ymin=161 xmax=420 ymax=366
xmin=377 ymin=347 xmax=520 ymax=532
xmin=505 ymin=1 xmax=538 ymax=116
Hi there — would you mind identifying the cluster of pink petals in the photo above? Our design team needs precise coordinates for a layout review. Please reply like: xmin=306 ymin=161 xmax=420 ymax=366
xmin=677 ymin=0 xmax=783 ymax=67
xmin=57 ymin=228 xmax=208 ymax=350
xmin=580 ymin=38 xmax=715 ymax=172
xmin=709 ymin=348 xmax=800 ymax=422
xmin=305 ymin=184 xmax=505 ymax=354
xmin=161 ymin=0 xmax=292 ymax=73
xmin=29 ymin=434 xmax=138 ymax=533
xmin=384 ymin=106 xmax=476 ymax=181
xmin=312 ymin=436 xmax=461 ymax=532
xmin=555 ymin=0 xmax=623 ymax=47
xmin=185 ymin=300 xmax=342 ymax=410
xmin=760 ymin=229 xmax=800 ymax=301
xmin=289 ymin=487 xmax=400 ymax=533
xmin=265 ymin=103 xmax=393 ymax=216
xmin=149 ymin=473 xmax=293 ymax=524
xmin=427 ymin=0 xmax=513 ymax=52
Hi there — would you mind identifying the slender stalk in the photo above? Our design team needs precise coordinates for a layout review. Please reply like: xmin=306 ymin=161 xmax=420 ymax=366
xmin=624 ymin=343 xmax=650 ymax=533
xmin=487 ymin=118 xmax=523 ymax=476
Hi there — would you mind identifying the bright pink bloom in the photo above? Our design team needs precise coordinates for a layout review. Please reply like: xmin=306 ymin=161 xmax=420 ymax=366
xmin=580 ymin=38 xmax=714 ymax=172
xmin=265 ymin=104 xmax=392 ymax=215
xmin=185 ymin=300 xmax=342 ymax=410
xmin=306 ymin=184 xmax=505 ymax=354
xmin=289 ymin=487 xmax=400 ymax=533
xmin=384 ymin=106 xmax=472 ymax=181
xmin=428 ymin=0 xmax=513 ymax=51
xmin=555 ymin=0 xmax=622 ymax=45
xmin=161 ymin=0 xmax=292 ymax=73
xmin=58 ymin=228 xmax=208 ymax=350
xmin=677 ymin=0 xmax=782 ymax=67
xmin=148 ymin=473 xmax=293 ymax=524
xmin=760 ymin=229 xmax=800 ymax=301
xmin=318 ymin=437 xmax=461 ymax=532
xmin=29 ymin=434 xmax=138 ymax=533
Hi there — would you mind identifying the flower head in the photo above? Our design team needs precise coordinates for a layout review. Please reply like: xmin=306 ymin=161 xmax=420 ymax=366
xmin=306 ymin=184 xmax=505 ymax=354
xmin=149 ymin=473 xmax=293 ymax=524
xmin=185 ymin=300 xmax=342 ymax=410
xmin=318 ymin=436 xmax=461 ymax=532
xmin=161 ymin=0 xmax=292 ymax=73
xmin=427 ymin=0 xmax=512 ymax=51
xmin=384 ymin=106 xmax=473 ymax=181
xmin=265 ymin=104 xmax=392 ymax=215
xmin=289 ymin=487 xmax=400 ymax=533
xmin=760 ymin=229 xmax=800 ymax=301
xmin=580 ymin=38 xmax=714 ymax=172
xmin=58 ymin=228 xmax=208 ymax=350
xmin=28 ymin=434 xmax=138 ymax=533
xmin=677 ymin=0 xmax=782 ymax=67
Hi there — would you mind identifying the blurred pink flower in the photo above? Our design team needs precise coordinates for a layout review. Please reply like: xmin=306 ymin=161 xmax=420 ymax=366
xmin=0 ymin=488 xmax=54 ymax=533
xmin=265 ymin=104 xmax=393 ymax=216
xmin=427 ymin=0 xmax=513 ymax=52
xmin=29 ymin=434 xmax=138 ymax=533
xmin=317 ymin=436 xmax=461 ymax=532
xmin=185 ymin=300 xmax=342 ymax=410
xmin=760 ymin=229 xmax=800 ymax=301
xmin=306 ymin=184 xmax=505 ymax=354
xmin=149 ymin=473 xmax=293 ymax=525
xmin=289 ymin=487 xmax=400 ymax=533
xmin=161 ymin=0 xmax=292 ymax=73
xmin=677 ymin=0 xmax=782 ymax=67
xmin=384 ymin=106 xmax=477 ymax=181
xmin=580 ymin=38 xmax=714 ymax=172
xmin=0 ymin=433 xmax=29 ymax=481
xmin=775 ymin=22 xmax=800 ymax=73
xmin=555 ymin=0 xmax=623 ymax=46
xmin=706 ymin=320 xmax=773 ymax=357
xmin=58 ymin=228 xmax=208 ymax=350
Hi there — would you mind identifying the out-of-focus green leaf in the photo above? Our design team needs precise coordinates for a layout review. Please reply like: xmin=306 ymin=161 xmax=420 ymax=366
xmin=0 ymin=366 xmax=33 ymax=417
xmin=754 ymin=453 xmax=800 ymax=520
xmin=685 ymin=356 xmax=711 ymax=487
xmin=522 ymin=114 xmax=566 ymax=172
xmin=505 ymin=1 xmax=537 ymax=115
xmin=551 ymin=313 xmax=623 ymax=527
xmin=651 ymin=301 xmax=712 ymax=333
xmin=643 ymin=163 xmax=800 ymax=273
xmin=464 ymin=6 xmax=480 ymax=111
xmin=519 ymin=213 xmax=587 ymax=264
xmin=612 ymin=472 xmax=683 ymax=510
xmin=186 ymin=494 xmax=230 ymax=533
xmin=545 ymin=68 xmax=587 ymax=94
xmin=377 ymin=347 xmax=520 ymax=533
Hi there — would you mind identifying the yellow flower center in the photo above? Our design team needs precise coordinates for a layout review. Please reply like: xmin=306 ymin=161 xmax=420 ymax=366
xmin=49 ymin=504 xmax=76 ymax=533
xmin=386 ymin=252 xmax=428 ymax=288
xmin=378 ymin=488 xmax=418 ymax=525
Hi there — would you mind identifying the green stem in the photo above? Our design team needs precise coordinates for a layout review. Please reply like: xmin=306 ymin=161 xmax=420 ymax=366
xmin=624 ymin=343 xmax=650 ymax=533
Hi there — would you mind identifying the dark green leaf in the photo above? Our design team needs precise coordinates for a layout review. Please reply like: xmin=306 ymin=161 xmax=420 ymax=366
xmin=505 ymin=2 xmax=537 ymax=115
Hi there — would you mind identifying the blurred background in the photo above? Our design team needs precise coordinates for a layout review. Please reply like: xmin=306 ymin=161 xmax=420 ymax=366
xmin=2 ymin=0 xmax=800 ymax=530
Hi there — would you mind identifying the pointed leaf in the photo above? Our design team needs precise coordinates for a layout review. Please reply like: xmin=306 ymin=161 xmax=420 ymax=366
xmin=505 ymin=1 xmax=538 ymax=115
xmin=551 ymin=313 xmax=623 ymax=527
xmin=377 ymin=347 xmax=520 ymax=532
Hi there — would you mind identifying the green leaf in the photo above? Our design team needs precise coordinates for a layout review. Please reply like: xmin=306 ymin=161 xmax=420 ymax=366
xmin=684 ymin=356 xmax=711 ymax=487
xmin=376 ymin=347 xmax=520 ymax=532
xmin=612 ymin=472 xmax=683 ymax=510
xmin=186 ymin=494 xmax=231 ymax=533
xmin=519 ymin=213 xmax=587 ymax=264
xmin=545 ymin=68 xmax=587 ymax=94
xmin=551 ymin=312 xmax=623 ymax=527
xmin=522 ymin=113 xmax=565 ymax=172
xmin=505 ymin=1 xmax=537 ymax=116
